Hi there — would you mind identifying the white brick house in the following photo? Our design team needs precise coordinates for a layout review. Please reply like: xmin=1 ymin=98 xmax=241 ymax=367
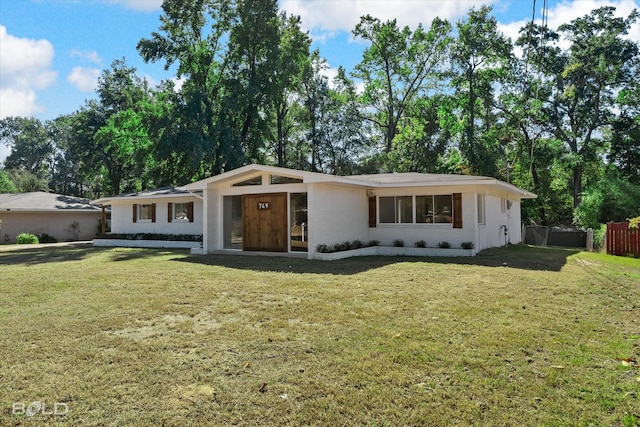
xmin=92 ymin=164 xmax=536 ymax=258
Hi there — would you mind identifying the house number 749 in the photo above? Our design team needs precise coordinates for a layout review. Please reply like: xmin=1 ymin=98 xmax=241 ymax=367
xmin=257 ymin=202 xmax=270 ymax=210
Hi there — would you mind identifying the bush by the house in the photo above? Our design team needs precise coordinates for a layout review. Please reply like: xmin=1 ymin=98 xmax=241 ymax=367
xmin=415 ymin=240 xmax=427 ymax=248
xmin=461 ymin=241 xmax=474 ymax=250
xmin=316 ymin=239 xmax=378 ymax=253
xmin=438 ymin=241 xmax=451 ymax=249
xmin=39 ymin=233 xmax=58 ymax=243
xmin=99 ymin=233 xmax=203 ymax=242
xmin=17 ymin=233 xmax=39 ymax=244
xmin=392 ymin=239 xmax=404 ymax=247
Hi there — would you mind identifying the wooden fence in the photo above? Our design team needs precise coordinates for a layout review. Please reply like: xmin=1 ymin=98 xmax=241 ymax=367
xmin=606 ymin=222 xmax=640 ymax=256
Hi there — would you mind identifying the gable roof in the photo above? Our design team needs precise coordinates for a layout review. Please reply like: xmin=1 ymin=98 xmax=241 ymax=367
xmin=182 ymin=164 xmax=537 ymax=198
xmin=0 ymin=192 xmax=100 ymax=212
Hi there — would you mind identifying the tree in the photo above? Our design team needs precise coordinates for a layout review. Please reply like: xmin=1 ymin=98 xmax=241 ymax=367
xmin=0 ymin=170 xmax=17 ymax=193
xmin=1 ymin=117 xmax=54 ymax=180
xmin=545 ymin=7 xmax=639 ymax=207
xmin=352 ymin=15 xmax=451 ymax=163
xmin=138 ymin=0 xmax=234 ymax=176
xmin=449 ymin=5 xmax=513 ymax=176
xmin=270 ymin=13 xmax=311 ymax=167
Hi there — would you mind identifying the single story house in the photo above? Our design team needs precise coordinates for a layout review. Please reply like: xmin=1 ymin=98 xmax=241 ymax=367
xmin=91 ymin=164 xmax=536 ymax=258
xmin=0 ymin=191 xmax=103 ymax=244
xmin=91 ymin=187 xmax=204 ymax=249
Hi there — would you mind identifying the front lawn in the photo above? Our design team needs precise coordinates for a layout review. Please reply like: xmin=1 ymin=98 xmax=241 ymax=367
xmin=0 ymin=245 xmax=638 ymax=425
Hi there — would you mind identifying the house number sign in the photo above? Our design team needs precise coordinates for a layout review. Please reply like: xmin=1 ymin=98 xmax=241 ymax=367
xmin=257 ymin=202 xmax=270 ymax=210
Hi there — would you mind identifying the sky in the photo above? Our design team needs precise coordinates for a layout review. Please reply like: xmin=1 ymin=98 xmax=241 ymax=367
xmin=0 ymin=0 xmax=639 ymax=154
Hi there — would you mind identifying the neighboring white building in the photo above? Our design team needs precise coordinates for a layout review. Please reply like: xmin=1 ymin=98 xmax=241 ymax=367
xmin=92 ymin=165 xmax=536 ymax=258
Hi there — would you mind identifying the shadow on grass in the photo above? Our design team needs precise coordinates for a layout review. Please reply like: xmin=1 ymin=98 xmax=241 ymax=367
xmin=0 ymin=242 xmax=97 ymax=266
xmin=0 ymin=243 xmax=187 ymax=266
xmin=173 ymin=245 xmax=581 ymax=275
xmin=0 ymin=243 xmax=580 ymax=273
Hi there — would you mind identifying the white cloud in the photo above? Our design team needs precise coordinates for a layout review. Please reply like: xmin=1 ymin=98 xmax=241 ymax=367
xmin=0 ymin=25 xmax=57 ymax=118
xmin=106 ymin=0 xmax=163 ymax=11
xmin=281 ymin=0 xmax=497 ymax=35
xmin=499 ymin=0 xmax=640 ymax=49
xmin=70 ymin=49 xmax=102 ymax=65
xmin=67 ymin=67 xmax=101 ymax=92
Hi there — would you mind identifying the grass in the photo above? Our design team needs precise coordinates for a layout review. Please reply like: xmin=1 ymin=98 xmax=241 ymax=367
xmin=0 ymin=243 xmax=639 ymax=426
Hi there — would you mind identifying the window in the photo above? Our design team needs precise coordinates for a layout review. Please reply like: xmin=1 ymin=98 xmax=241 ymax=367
xmin=477 ymin=194 xmax=486 ymax=225
xmin=379 ymin=196 xmax=413 ymax=223
xmin=271 ymin=175 xmax=303 ymax=184
xmin=378 ymin=194 xmax=459 ymax=226
xmin=232 ymin=176 xmax=262 ymax=186
xmin=168 ymin=202 xmax=194 ymax=223
xmin=416 ymin=195 xmax=452 ymax=223
xmin=133 ymin=203 xmax=156 ymax=223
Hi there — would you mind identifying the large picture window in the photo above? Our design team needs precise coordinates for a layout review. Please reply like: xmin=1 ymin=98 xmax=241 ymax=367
xmin=415 ymin=195 xmax=453 ymax=223
xmin=379 ymin=196 xmax=413 ymax=223
xmin=379 ymin=195 xmax=453 ymax=224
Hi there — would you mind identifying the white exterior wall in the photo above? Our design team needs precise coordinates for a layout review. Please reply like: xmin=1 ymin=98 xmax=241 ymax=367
xmin=307 ymin=183 xmax=370 ymax=256
xmin=370 ymin=189 xmax=478 ymax=250
xmin=108 ymin=197 xmax=203 ymax=235
xmin=0 ymin=211 xmax=101 ymax=243
xmin=477 ymin=193 xmax=523 ymax=250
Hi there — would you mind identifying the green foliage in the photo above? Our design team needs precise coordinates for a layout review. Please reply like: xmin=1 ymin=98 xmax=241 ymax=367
xmin=461 ymin=241 xmax=475 ymax=249
xmin=628 ymin=216 xmax=640 ymax=229
xmin=392 ymin=239 xmax=404 ymax=247
xmin=0 ymin=169 xmax=17 ymax=193
xmin=573 ymin=173 xmax=640 ymax=229
xmin=16 ymin=233 xmax=39 ymax=244
xmin=438 ymin=241 xmax=451 ymax=249
xmin=316 ymin=240 xmax=378 ymax=253
xmin=99 ymin=233 xmax=203 ymax=242
xmin=4 ymin=169 xmax=49 ymax=192
xmin=415 ymin=240 xmax=427 ymax=248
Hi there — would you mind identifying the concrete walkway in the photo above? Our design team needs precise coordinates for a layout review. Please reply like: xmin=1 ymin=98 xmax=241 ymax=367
xmin=0 ymin=241 xmax=93 ymax=252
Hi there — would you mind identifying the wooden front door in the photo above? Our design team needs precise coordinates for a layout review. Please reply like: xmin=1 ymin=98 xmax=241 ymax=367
xmin=242 ymin=193 xmax=288 ymax=252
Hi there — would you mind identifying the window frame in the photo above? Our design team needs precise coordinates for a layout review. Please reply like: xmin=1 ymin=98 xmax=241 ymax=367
xmin=167 ymin=202 xmax=194 ymax=223
xmin=477 ymin=194 xmax=486 ymax=225
xmin=378 ymin=194 xmax=454 ymax=225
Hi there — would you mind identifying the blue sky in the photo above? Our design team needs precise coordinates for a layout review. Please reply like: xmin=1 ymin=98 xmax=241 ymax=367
xmin=1 ymin=0 xmax=639 ymax=127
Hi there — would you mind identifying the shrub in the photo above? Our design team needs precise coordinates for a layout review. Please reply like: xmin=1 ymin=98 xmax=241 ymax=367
xmin=17 ymin=233 xmax=39 ymax=244
xmin=392 ymin=239 xmax=404 ymax=247
xmin=351 ymin=240 xmax=364 ymax=249
xmin=594 ymin=223 xmax=607 ymax=249
xmin=39 ymin=233 xmax=58 ymax=243
xmin=461 ymin=241 xmax=474 ymax=250
xmin=316 ymin=239 xmax=377 ymax=253
xmin=438 ymin=241 xmax=451 ymax=249
xmin=415 ymin=240 xmax=427 ymax=248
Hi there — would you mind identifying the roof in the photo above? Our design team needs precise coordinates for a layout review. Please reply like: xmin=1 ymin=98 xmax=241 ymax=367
xmin=182 ymin=164 xmax=537 ymax=198
xmin=0 ymin=192 xmax=101 ymax=212
xmin=91 ymin=187 xmax=203 ymax=205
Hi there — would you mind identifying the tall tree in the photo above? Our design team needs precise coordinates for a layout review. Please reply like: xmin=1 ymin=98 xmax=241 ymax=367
xmin=1 ymin=117 xmax=54 ymax=180
xmin=138 ymin=0 xmax=234 ymax=175
xmin=544 ymin=7 xmax=639 ymax=207
xmin=450 ymin=5 xmax=513 ymax=176
xmin=352 ymin=15 xmax=451 ymax=160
